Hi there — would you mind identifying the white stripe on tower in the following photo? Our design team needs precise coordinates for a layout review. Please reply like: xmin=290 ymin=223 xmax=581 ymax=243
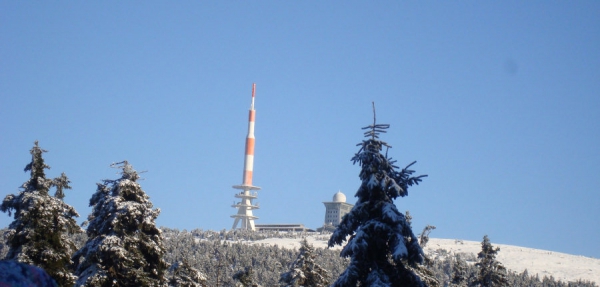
xmin=242 ymin=83 xmax=256 ymax=186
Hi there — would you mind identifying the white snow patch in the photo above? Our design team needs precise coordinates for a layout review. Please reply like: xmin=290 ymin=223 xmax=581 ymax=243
xmin=249 ymin=235 xmax=337 ymax=251
xmin=247 ymin=236 xmax=599 ymax=284
xmin=424 ymin=238 xmax=600 ymax=284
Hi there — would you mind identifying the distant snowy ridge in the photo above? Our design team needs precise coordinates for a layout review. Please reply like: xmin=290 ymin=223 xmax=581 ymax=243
xmin=248 ymin=236 xmax=600 ymax=284
xmin=423 ymin=238 xmax=599 ymax=285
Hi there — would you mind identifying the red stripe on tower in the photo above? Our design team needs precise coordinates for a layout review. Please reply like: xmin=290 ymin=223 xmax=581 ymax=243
xmin=242 ymin=83 xmax=256 ymax=186
xmin=231 ymin=83 xmax=261 ymax=231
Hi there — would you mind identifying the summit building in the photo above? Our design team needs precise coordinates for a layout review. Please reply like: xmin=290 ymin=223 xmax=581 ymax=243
xmin=323 ymin=191 xmax=353 ymax=227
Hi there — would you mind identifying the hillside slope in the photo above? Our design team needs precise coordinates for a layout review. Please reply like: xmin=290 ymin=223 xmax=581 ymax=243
xmin=250 ymin=236 xmax=600 ymax=284
xmin=424 ymin=238 xmax=599 ymax=285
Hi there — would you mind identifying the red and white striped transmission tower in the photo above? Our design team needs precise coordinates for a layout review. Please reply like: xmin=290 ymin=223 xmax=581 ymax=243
xmin=231 ymin=83 xmax=261 ymax=230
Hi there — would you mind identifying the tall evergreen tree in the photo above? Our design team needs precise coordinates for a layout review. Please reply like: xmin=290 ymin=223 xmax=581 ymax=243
xmin=1 ymin=141 xmax=81 ymax=286
xmin=328 ymin=104 xmax=430 ymax=287
xmin=471 ymin=235 xmax=508 ymax=287
xmin=280 ymin=238 xmax=330 ymax=287
xmin=73 ymin=161 xmax=167 ymax=286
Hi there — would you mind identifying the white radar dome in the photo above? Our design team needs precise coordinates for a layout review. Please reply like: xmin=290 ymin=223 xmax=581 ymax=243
xmin=332 ymin=191 xmax=346 ymax=203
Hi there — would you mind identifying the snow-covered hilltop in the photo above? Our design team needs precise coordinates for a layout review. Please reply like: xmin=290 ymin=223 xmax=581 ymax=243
xmin=249 ymin=235 xmax=600 ymax=284
xmin=423 ymin=238 xmax=600 ymax=285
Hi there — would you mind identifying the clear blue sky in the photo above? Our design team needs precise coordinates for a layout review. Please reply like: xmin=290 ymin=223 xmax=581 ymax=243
xmin=1 ymin=2 xmax=599 ymax=258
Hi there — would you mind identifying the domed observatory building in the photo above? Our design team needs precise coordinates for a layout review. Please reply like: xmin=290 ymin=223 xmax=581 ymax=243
xmin=323 ymin=191 xmax=354 ymax=228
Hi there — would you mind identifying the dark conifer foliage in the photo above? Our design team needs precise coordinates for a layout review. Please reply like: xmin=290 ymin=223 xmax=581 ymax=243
xmin=471 ymin=235 xmax=508 ymax=287
xmin=168 ymin=259 xmax=207 ymax=287
xmin=417 ymin=225 xmax=441 ymax=287
xmin=450 ymin=254 xmax=469 ymax=287
xmin=328 ymin=104 xmax=430 ymax=286
xmin=419 ymin=225 xmax=437 ymax=248
xmin=0 ymin=141 xmax=81 ymax=286
xmin=233 ymin=266 xmax=260 ymax=287
xmin=280 ymin=238 xmax=330 ymax=287
xmin=73 ymin=161 xmax=167 ymax=286
xmin=160 ymin=229 xmax=348 ymax=287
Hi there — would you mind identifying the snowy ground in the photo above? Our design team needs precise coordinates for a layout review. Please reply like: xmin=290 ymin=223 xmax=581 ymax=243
xmin=249 ymin=236 xmax=600 ymax=284
xmin=424 ymin=238 xmax=600 ymax=285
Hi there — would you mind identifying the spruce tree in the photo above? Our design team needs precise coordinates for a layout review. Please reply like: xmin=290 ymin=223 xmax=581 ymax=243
xmin=416 ymin=225 xmax=440 ymax=287
xmin=419 ymin=225 xmax=436 ymax=248
xmin=450 ymin=254 xmax=469 ymax=287
xmin=280 ymin=238 xmax=330 ymax=287
xmin=233 ymin=266 xmax=260 ymax=287
xmin=168 ymin=259 xmax=208 ymax=287
xmin=1 ymin=141 xmax=81 ymax=286
xmin=471 ymin=235 xmax=508 ymax=287
xmin=328 ymin=104 xmax=430 ymax=287
xmin=73 ymin=161 xmax=167 ymax=286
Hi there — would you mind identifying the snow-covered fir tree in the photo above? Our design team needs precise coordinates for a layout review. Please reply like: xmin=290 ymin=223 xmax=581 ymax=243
xmin=0 ymin=141 xmax=81 ymax=287
xmin=471 ymin=235 xmax=508 ymax=287
xmin=168 ymin=259 xmax=207 ymax=287
xmin=233 ymin=266 xmax=260 ymax=287
xmin=280 ymin=238 xmax=330 ymax=287
xmin=450 ymin=254 xmax=469 ymax=287
xmin=418 ymin=225 xmax=436 ymax=248
xmin=72 ymin=161 xmax=167 ymax=286
xmin=415 ymin=225 xmax=441 ymax=287
xmin=328 ymin=105 xmax=431 ymax=287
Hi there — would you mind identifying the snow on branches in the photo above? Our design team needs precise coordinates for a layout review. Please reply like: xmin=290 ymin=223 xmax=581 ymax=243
xmin=328 ymin=104 xmax=431 ymax=287
xmin=73 ymin=161 xmax=167 ymax=287
xmin=1 ymin=141 xmax=81 ymax=286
